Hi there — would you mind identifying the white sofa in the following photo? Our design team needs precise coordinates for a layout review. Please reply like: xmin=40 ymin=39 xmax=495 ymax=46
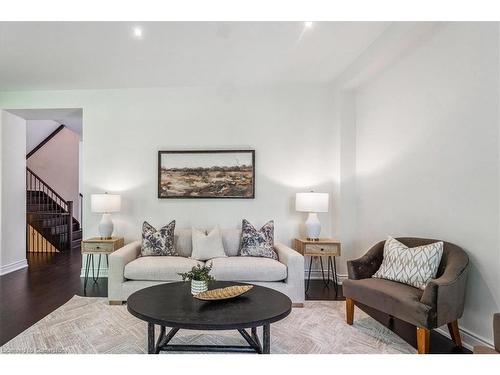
xmin=108 ymin=229 xmax=305 ymax=306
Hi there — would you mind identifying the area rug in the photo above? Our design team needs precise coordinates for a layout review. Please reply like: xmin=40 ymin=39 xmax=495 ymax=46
xmin=0 ymin=296 xmax=415 ymax=354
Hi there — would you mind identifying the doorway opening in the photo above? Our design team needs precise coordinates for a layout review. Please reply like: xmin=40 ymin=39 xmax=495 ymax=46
xmin=7 ymin=108 xmax=83 ymax=255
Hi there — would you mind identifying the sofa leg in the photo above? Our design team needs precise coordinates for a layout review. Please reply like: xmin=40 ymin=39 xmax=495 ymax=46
xmin=447 ymin=320 xmax=462 ymax=347
xmin=109 ymin=300 xmax=123 ymax=305
xmin=416 ymin=327 xmax=430 ymax=354
xmin=292 ymin=303 xmax=304 ymax=308
xmin=346 ymin=298 xmax=354 ymax=325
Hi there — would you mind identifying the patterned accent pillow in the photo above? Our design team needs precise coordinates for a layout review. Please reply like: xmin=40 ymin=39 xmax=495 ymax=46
xmin=373 ymin=237 xmax=443 ymax=290
xmin=141 ymin=221 xmax=178 ymax=256
xmin=239 ymin=219 xmax=277 ymax=260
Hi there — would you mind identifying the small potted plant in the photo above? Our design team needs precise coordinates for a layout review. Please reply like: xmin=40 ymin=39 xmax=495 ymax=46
xmin=178 ymin=264 xmax=215 ymax=295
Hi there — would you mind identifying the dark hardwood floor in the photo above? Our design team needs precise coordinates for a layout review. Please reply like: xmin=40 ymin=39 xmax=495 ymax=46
xmin=0 ymin=249 xmax=470 ymax=353
xmin=0 ymin=248 xmax=106 ymax=346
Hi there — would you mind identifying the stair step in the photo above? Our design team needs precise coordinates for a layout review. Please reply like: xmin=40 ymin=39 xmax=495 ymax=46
xmin=26 ymin=180 xmax=80 ymax=253
xmin=26 ymin=190 xmax=68 ymax=212
xmin=27 ymin=205 xmax=66 ymax=213
xmin=31 ymin=216 xmax=67 ymax=224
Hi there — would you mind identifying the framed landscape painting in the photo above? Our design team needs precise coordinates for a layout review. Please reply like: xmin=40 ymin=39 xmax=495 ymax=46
xmin=158 ymin=150 xmax=255 ymax=199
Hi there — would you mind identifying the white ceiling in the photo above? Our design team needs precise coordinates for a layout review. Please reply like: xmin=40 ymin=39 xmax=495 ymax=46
xmin=0 ymin=22 xmax=390 ymax=90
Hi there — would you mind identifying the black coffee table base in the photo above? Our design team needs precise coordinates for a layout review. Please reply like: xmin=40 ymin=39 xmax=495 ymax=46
xmin=148 ymin=323 xmax=270 ymax=354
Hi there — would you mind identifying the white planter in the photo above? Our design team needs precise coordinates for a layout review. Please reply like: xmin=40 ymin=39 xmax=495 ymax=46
xmin=191 ymin=280 xmax=208 ymax=295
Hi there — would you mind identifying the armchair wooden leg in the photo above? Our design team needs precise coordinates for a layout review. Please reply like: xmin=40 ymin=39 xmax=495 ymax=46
xmin=416 ymin=327 xmax=430 ymax=354
xmin=346 ymin=298 xmax=355 ymax=325
xmin=447 ymin=320 xmax=462 ymax=347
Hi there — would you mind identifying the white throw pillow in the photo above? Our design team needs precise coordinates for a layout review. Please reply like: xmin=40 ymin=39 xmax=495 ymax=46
xmin=372 ymin=237 xmax=443 ymax=290
xmin=191 ymin=226 xmax=227 ymax=261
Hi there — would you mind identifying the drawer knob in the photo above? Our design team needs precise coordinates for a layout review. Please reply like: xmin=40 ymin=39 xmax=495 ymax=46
xmin=96 ymin=246 xmax=100 ymax=249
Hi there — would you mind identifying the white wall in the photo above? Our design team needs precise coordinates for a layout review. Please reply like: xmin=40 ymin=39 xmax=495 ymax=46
xmin=0 ymin=85 xmax=339 ymax=277
xmin=0 ymin=110 xmax=27 ymax=275
xmin=351 ymin=23 xmax=500 ymax=344
xmin=26 ymin=119 xmax=61 ymax=154
xmin=92 ymin=86 xmax=336 ymax=244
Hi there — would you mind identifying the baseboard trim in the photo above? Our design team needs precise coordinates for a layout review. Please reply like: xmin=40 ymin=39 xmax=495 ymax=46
xmin=305 ymin=270 xmax=347 ymax=284
xmin=0 ymin=259 xmax=28 ymax=276
xmin=437 ymin=325 xmax=494 ymax=351
xmin=80 ymin=267 xmax=109 ymax=278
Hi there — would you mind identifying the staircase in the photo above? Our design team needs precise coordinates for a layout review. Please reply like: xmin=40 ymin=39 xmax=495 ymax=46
xmin=26 ymin=168 xmax=82 ymax=253
xmin=25 ymin=124 xmax=82 ymax=253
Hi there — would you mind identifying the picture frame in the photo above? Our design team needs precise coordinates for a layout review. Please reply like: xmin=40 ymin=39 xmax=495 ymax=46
xmin=158 ymin=150 xmax=255 ymax=199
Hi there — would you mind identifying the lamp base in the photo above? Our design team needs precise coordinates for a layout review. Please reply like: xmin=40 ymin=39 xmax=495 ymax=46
xmin=305 ymin=212 xmax=321 ymax=240
xmin=98 ymin=213 xmax=114 ymax=239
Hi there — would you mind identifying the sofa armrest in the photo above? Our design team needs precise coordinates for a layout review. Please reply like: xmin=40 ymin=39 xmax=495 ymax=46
xmin=347 ymin=241 xmax=384 ymax=280
xmin=274 ymin=242 xmax=304 ymax=284
xmin=108 ymin=240 xmax=141 ymax=300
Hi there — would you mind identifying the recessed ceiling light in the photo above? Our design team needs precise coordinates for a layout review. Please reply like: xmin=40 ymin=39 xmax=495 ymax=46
xmin=304 ymin=21 xmax=313 ymax=28
xmin=132 ymin=26 xmax=143 ymax=39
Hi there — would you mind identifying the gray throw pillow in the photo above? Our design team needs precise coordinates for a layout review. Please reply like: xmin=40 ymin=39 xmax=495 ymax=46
xmin=239 ymin=219 xmax=277 ymax=260
xmin=372 ymin=236 xmax=443 ymax=290
xmin=141 ymin=220 xmax=178 ymax=256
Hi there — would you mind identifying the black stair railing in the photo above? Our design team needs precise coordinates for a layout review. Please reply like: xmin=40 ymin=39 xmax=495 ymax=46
xmin=26 ymin=167 xmax=74 ymax=252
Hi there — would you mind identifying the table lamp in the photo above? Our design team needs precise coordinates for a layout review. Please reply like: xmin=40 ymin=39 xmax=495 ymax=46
xmin=295 ymin=192 xmax=329 ymax=241
xmin=91 ymin=193 xmax=121 ymax=239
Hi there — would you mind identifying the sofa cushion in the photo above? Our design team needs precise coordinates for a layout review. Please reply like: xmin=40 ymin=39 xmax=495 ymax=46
xmin=191 ymin=226 xmax=227 ymax=261
xmin=221 ymin=229 xmax=241 ymax=257
xmin=124 ymin=256 xmax=204 ymax=281
xmin=206 ymin=256 xmax=286 ymax=282
xmin=174 ymin=229 xmax=192 ymax=257
xmin=342 ymin=277 xmax=432 ymax=328
xmin=176 ymin=228 xmax=240 ymax=257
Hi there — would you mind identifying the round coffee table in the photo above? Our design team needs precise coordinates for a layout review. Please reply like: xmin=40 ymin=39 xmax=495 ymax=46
xmin=127 ymin=281 xmax=292 ymax=354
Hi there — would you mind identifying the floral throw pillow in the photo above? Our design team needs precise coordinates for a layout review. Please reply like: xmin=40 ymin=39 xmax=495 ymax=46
xmin=239 ymin=219 xmax=277 ymax=260
xmin=141 ymin=220 xmax=178 ymax=256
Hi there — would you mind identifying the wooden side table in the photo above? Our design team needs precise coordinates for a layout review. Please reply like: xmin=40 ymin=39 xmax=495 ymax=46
xmin=81 ymin=237 xmax=124 ymax=294
xmin=293 ymin=238 xmax=341 ymax=295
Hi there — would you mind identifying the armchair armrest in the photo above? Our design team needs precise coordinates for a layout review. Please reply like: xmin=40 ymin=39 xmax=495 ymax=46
xmin=420 ymin=256 xmax=469 ymax=326
xmin=347 ymin=241 xmax=384 ymax=280
xmin=108 ymin=240 xmax=141 ymax=301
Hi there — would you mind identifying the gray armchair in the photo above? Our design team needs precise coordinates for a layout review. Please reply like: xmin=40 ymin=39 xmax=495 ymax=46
xmin=342 ymin=237 xmax=469 ymax=354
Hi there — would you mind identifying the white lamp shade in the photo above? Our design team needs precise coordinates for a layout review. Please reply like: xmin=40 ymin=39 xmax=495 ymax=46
xmin=91 ymin=194 xmax=121 ymax=213
xmin=295 ymin=192 xmax=329 ymax=213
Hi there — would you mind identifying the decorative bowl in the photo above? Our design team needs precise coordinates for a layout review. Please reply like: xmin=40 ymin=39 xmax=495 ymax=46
xmin=193 ymin=285 xmax=253 ymax=301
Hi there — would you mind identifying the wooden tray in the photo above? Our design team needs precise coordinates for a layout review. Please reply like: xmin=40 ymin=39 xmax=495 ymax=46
xmin=194 ymin=285 xmax=253 ymax=301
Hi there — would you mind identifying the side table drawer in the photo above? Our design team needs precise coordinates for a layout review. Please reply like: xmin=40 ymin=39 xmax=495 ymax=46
xmin=82 ymin=242 xmax=114 ymax=253
xmin=304 ymin=243 xmax=340 ymax=256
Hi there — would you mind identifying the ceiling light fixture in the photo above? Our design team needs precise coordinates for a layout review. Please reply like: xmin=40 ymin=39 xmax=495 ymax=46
xmin=132 ymin=26 xmax=143 ymax=39
xmin=304 ymin=21 xmax=313 ymax=28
